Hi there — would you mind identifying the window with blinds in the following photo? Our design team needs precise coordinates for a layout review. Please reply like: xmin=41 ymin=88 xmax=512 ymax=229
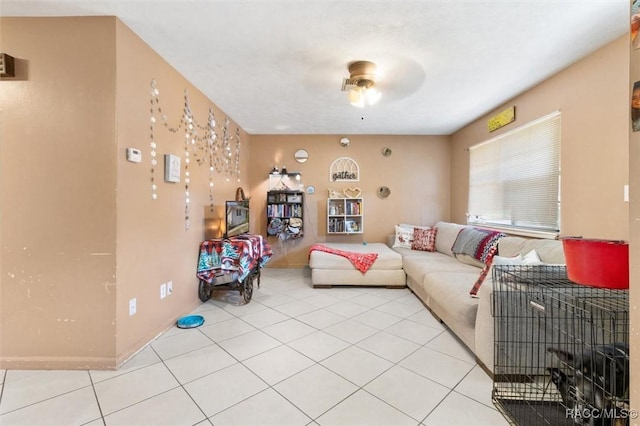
xmin=467 ymin=111 xmax=561 ymax=235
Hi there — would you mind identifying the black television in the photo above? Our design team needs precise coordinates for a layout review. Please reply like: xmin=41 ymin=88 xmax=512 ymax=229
xmin=225 ymin=200 xmax=250 ymax=238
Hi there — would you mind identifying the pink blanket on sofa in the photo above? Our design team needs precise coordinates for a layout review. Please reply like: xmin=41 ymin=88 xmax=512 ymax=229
xmin=309 ymin=243 xmax=378 ymax=273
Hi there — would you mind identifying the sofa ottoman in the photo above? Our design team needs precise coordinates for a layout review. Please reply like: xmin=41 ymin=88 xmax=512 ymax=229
xmin=309 ymin=243 xmax=406 ymax=288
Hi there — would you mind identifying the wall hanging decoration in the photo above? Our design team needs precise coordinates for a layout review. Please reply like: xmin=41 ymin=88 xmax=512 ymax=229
xmin=328 ymin=188 xmax=344 ymax=198
xmin=235 ymin=187 xmax=248 ymax=201
xmin=0 ymin=53 xmax=15 ymax=77
xmin=294 ymin=149 xmax=309 ymax=163
xmin=343 ymin=187 xmax=361 ymax=198
xmin=377 ymin=186 xmax=391 ymax=199
xmin=329 ymin=157 xmax=359 ymax=182
xmin=149 ymin=79 xmax=243 ymax=229
xmin=487 ymin=106 xmax=516 ymax=132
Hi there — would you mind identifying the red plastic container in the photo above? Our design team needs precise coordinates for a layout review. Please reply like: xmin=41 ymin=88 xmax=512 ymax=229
xmin=561 ymin=237 xmax=629 ymax=289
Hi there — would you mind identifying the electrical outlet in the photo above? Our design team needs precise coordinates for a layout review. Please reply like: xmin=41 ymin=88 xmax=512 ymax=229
xmin=129 ymin=298 xmax=137 ymax=316
xmin=167 ymin=281 xmax=173 ymax=295
xmin=160 ymin=283 xmax=167 ymax=299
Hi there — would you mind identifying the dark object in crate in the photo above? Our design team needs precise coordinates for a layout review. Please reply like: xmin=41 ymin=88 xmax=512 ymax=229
xmin=548 ymin=367 xmax=572 ymax=408
xmin=491 ymin=265 xmax=629 ymax=426
xmin=548 ymin=343 xmax=630 ymax=425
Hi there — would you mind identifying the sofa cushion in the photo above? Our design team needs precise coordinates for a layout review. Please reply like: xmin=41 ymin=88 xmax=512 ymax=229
xmin=400 ymin=250 xmax=479 ymax=290
xmin=433 ymin=221 xmax=466 ymax=256
xmin=423 ymin=270 xmax=480 ymax=349
xmin=498 ymin=236 xmax=565 ymax=264
xmin=310 ymin=243 xmax=403 ymax=270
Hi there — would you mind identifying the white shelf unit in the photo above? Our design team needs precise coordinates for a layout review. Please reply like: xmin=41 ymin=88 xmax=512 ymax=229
xmin=327 ymin=198 xmax=363 ymax=234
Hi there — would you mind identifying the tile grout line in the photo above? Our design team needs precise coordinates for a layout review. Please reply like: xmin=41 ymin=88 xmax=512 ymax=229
xmin=150 ymin=343 xmax=212 ymax=425
xmin=86 ymin=370 xmax=107 ymax=426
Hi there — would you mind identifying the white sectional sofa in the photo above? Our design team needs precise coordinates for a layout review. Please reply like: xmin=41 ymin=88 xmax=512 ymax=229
xmin=391 ymin=221 xmax=566 ymax=374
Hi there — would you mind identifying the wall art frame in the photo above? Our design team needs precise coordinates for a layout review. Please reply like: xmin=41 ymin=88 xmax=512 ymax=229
xmin=164 ymin=154 xmax=181 ymax=183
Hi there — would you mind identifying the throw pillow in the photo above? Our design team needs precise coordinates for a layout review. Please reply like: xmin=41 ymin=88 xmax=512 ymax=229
xmin=412 ymin=227 xmax=437 ymax=252
xmin=521 ymin=249 xmax=542 ymax=265
xmin=392 ymin=225 xmax=415 ymax=249
xmin=451 ymin=227 xmax=506 ymax=265
xmin=492 ymin=254 xmax=523 ymax=265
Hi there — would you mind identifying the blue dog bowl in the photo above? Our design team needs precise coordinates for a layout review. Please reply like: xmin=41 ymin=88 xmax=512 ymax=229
xmin=176 ymin=315 xmax=205 ymax=329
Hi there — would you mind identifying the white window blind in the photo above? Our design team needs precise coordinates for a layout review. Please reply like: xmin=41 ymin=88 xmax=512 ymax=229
xmin=468 ymin=111 xmax=561 ymax=234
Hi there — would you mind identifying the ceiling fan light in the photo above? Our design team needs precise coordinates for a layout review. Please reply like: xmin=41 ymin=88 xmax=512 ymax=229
xmin=365 ymin=87 xmax=381 ymax=105
xmin=349 ymin=88 xmax=365 ymax=107
xmin=344 ymin=61 xmax=381 ymax=108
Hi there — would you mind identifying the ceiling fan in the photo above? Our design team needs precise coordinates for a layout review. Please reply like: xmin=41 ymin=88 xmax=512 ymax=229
xmin=341 ymin=60 xmax=381 ymax=107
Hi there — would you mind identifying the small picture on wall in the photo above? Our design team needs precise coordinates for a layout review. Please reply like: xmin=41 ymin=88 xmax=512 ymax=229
xmin=632 ymin=81 xmax=640 ymax=132
xmin=632 ymin=0 xmax=640 ymax=50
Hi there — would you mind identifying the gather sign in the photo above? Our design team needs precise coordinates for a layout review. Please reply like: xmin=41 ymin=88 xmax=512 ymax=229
xmin=329 ymin=157 xmax=360 ymax=182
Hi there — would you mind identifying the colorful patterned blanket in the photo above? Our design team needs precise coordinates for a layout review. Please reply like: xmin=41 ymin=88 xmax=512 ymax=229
xmin=309 ymin=243 xmax=378 ymax=273
xmin=197 ymin=234 xmax=273 ymax=284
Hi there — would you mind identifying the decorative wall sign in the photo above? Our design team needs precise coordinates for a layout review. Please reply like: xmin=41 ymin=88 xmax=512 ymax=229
xmin=487 ymin=106 xmax=516 ymax=132
xmin=164 ymin=154 xmax=181 ymax=183
xmin=329 ymin=157 xmax=359 ymax=182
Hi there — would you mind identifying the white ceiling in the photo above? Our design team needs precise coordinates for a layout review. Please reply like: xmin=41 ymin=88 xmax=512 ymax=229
xmin=1 ymin=0 xmax=630 ymax=135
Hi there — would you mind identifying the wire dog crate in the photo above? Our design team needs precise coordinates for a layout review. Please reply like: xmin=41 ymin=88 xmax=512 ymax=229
xmin=491 ymin=265 xmax=629 ymax=426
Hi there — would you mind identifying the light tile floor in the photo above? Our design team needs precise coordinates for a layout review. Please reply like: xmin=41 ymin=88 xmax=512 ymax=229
xmin=0 ymin=268 xmax=511 ymax=426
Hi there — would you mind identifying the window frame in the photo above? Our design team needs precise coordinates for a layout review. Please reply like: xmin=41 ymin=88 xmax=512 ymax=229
xmin=467 ymin=111 xmax=561 ymax=238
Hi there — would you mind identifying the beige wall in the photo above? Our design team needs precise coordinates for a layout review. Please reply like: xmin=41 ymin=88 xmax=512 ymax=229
xmin=451 ymin=36 xmax=630 ymax=241
xmin=0 ymin=17 xmax=118 ymax=368
xmin=0 ymin=17 xmax=251 ymax=369
xmin=247 ymin=135 xmax=451 ymax=267
xmin=112 ymin=19 xmax=251 ymax=364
